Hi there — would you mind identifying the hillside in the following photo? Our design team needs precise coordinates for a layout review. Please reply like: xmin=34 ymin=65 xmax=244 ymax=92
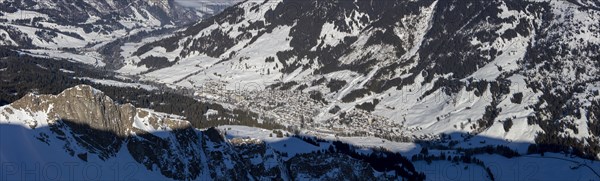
xmin=120 ymin=0 xmax=600 ymax=159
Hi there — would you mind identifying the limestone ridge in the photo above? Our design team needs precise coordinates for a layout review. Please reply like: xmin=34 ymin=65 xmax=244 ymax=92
xmin=7 ymin=84 xmax=189 ymax=136
xmin=1 ymin=84 xmax=206 ymax=179
xmin=11 ymin=85 xmax=120 ymax=135
xmin=1 ymin=84 xmax=200 ymax=178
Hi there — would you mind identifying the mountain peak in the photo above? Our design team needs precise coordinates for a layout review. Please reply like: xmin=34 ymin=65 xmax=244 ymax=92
xmin=6 ymin=84 xmax=133 ymax=135
xmin=62 ymin=84 xmax=104 ymax=97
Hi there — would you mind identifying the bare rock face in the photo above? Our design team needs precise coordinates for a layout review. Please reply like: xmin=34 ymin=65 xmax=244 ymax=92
xmin=11 ymin=85 xmax=136 ymax=137
xmin=6 ymin=85 xmax=141 ymax=160
xmin=230 ymin=138 xmax=289 ymax=180
xmin=8 ymin=84 xmax=193 ymax=136
xmin=4 ymin=84 xmax=205 ymax=179
xmin=287 ymin=153 xmax=380 ymax=180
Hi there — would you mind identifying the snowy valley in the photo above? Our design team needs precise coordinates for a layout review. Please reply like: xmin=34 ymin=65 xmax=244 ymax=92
xmin=1 ymin=0 xmax=600 ymax=180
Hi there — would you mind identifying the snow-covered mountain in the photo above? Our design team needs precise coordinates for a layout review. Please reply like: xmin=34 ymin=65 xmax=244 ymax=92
xmin=2 ymin=0 xmax=600 ymax=180
xmin=121 ymin=0 xmax=600 ymax=160
xmin=0 ymin=84 xmax=428 ymax=180
xmin=2 ymin=84 xmax=599 ymax=180
xmin=0 ymin=0 xmax=243 ymax=68
xmin=0 ymin=0 xmax=198 ymax=47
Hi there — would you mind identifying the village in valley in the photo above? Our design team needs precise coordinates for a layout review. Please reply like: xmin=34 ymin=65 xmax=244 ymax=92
xmin=189 ymin=80 xmax=419 ymax=141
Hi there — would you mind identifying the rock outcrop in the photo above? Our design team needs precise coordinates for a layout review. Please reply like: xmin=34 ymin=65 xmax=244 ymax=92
xmin=1 ymin=85 xmax=204 ymax=179
xmin=10 ymin=85 xmax=136 ymax=136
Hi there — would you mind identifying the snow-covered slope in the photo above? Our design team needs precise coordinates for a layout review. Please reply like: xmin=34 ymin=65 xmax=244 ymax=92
xmin=0 ymin=0 xmax=214 ymax=67
xmin=0 ymin=0 xmax=200 ymax=46
xmin=120 ymin=0 xmax=600 ymax=160
xmin=1 ymin=85 xmax=597 ymax=180
xmin=0 ymin=85 xmax=426 ymax=180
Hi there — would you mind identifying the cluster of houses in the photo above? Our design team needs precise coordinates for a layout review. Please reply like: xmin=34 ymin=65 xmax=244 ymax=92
xmin=193 ymin=81 xmax=422 ymax=141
